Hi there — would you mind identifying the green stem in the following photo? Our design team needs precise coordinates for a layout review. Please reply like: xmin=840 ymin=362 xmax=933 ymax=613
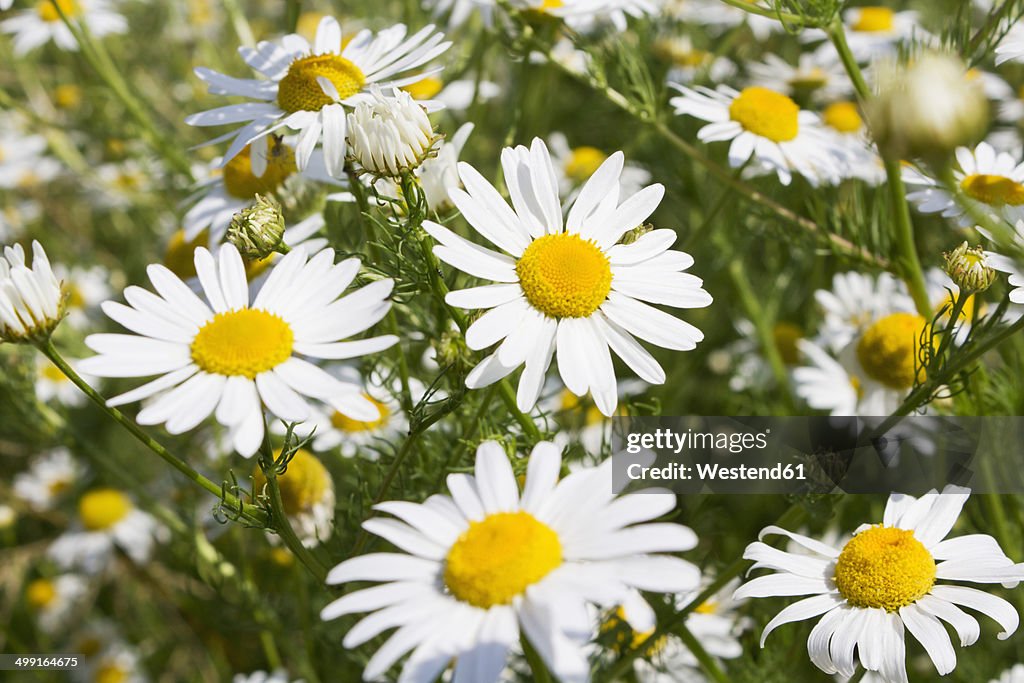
xmin=221 ymin=0 xmax=256 ymax=47
xmin=257 ymin=430 xmax=329 ymax=582
xmin=968 ymin=0 xmax=1019 ymax=57
xmin=521 ymin=633 xmax=553 ymax=683
xmin=729 ymin=260 xmax=793 ymax=400
xmin=37 ymin=339 xmax=267 ymax=526
xmin=285 ymin=0 xmax=302 ymax=32
xmin=676 ymin=623 xmax=730 ymax=683
xmin=828 ymin=19 xmax=930 ymax=316
xmin=603 ymin=502 xmax=805 ymax=680
xmin=716 ymin=0 xmax=804 ymax=24
xmin=259 ymin=630 xmax=283 ymax=670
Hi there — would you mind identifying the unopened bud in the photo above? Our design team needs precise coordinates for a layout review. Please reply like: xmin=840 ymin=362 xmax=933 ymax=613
xmin=944 ymin=241 xmax=995 ymax=294
xmin=226 ymin=194 xmax=286 ymax=260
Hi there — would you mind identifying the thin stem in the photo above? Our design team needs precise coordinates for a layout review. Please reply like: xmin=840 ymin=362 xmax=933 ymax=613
xmin=521 ymin=633 xmax=553 ymax=683
xmin=221 ymin=0 xmax=256 ymax=48
xmin=259 ymin=630 xmax=283 ymax=671
xmin=37 ymin=339 xmax=267 ymax=526
xmin=968 ymin=0 xmax=1019 ymax=57
xmin=828 ymin=19 xmax=931 ymax=316
xmin=257 ymin=429 xmax=329 ymax=582
xmin=716 ymin=0 xmax=804 ymax=24
xmin=285 ymin=0 xmax=302 ymax=33
xmin=729 ymin=260 xmax=793 ymax=400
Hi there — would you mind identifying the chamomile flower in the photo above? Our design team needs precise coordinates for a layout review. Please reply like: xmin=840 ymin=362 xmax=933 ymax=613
xmin=926 ymin=267 xmax=982 ymax=344
xmin=14 ymin=448 xmax=83 ymax=511
xmin=53 ymin=263 xmax=113 ymax=329
xmin=653 ymin=35 xmax=736 ymax=85
xmin=667 ymin=0 xmax=779 ymax=41
xmin=404 ymin=76 xmax=501 ymax=113
xmin=80 ymin=244 xmax=398 ymax=457
xmin=0 ymin=124 xmax=62 ymax=189
xmin=183 ymin=136 xmax=349 ymax=244
xmin=717 ymin=319 xmax=804 ymax=393
xmin=424 ymin=138 xmax=711 ymax=416
xmin=746 ymin=53 xmax=852 ymax=104
xmin=0 ymin=0 xmax=126 ymax=55
xmin=735 ymin=486 xmax=1024 ymax=682
xmin=817 ymin=102 xmax=886 ymax=184
xmin=418 ymin=122 xmax=474 ymax=212
xmin=76 ymin=643 xmax=147 ymax=683
xmin=92 ymin=160 xmax=158 ymax=209
xmin=274 ymin=368 xmax=419 ymax=458
xmin=0 ymin=240 xmax=65 ymax=343
xmin=807 ymin=8 xmax=928 ymax=63
xmin=993 ymin=664 xmax=1024 ymax=683
xmin=814 ymin=272 xmax=915 ymax=352
xmin=543 ymin=378 xmax=646 ymax=456
xmin=25 ymin=574 xmax=89 ymax=633
xmin=35 ymin=357 xmax=92 ymax=407
xmin=669 ymin=85 xmax=843 ymax=186
xmin=49 ymin=488 xmax=164 ymax=573
xmin=186 ymin=16 xmax=451 ymax=177
xmin=547 ymin=132 xmax=651 ymax=199
xmin=905 ymin=143 xmax=1024 ymax=228
xmin=985 ymin=250 xmax=1024 ymax=304
xmin=346 ymin=87 xmax=438 ymax=178
xmin=254 ymin=449 xmax=335 ymax=548
xmin=321 ymin=440 xmax=701 ymax=683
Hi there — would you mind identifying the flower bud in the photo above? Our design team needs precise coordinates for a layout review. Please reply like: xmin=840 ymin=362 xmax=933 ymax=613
xmin=347 ymin=88 xmax=438 ymax=178
xmin=226 ymin=194 xmax=286 ymax=260
xmin=944 ymin=241 xmax=996 ymax=294
xmin=867 ymin=54 xmax=989 ymax=163
xmin=0 ymin=241 xmax=65 ymax=343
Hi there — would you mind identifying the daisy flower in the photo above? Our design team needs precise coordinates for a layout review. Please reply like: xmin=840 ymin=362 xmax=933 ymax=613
xmin=817 ymin=102 xmax=885 ymax=185
xmin=814 ymin=272 xmax=915 ymax=352
xmin=75 ymin=643 xmax=147 ymax=683
xmin=716 ymin=319 xmax=804 ymax=393
xmin=321 ymin=440 xmax=701 ymax=683
xmin=669 ymin=85 xmax=843 ymax=186
xmin=905 ymin=143 xmax=1024 ymax=228
xmin=254 ymin=448 xmax=335 ymax=548
xmin=183 ymin=136 xmax=349 ymax=244
xmin=0 ymin=240 xmax=65 ymax=343
xmin=13 ymin=448 xmax=83 ymax=511
xmin=653 ymin=35 xmax=736 ymax=86
xmin=403 ymin=75 xmax=501 ymax=113
xmin=53 ymin=263 xmax=113 ymax=329
xmin=275 ymin=367 xmax=421 ymax=458
xmin=667 ymin=0 xmax=780 ymax=41
xmin=185 ymin=16 xmax=451 ymax=177
xmin=806 ymin=8 xmax=928 ymax=63
xmin=746 ymin=53 xmax=852 ymax=104
xmin=925 ymin=267 xmax=982 ymax=344
xmin=92 ymin=159 xmax=158 ymax=209
xmin=985 ymin=250 xmax=1024 ymax=304
xmin=35 ymin=357 xmax=93 ymax=407
xmin=49 ymin=488 xmax=164 ymax=573
xmin=423 ymin=138 xmax=711 ymax=416
xmin=735 ymin=485 xmax=1024 ymax=682
xmin=79 ymin=244 xmax=398 ymax=457
xmin=0 ymin=0 xmax=126 ymax=55
xmin=543 ymin=378 xmax=647 ymax=456
xmin=25 ymin=574 xmax=89 ymax=633
xmin=0 ymin=122 xmax=62 ymax=189
xmin=993 ymin=664 xmax=1024 ymax=683
xmin=547 ymin=132 xmax=651 ymax=199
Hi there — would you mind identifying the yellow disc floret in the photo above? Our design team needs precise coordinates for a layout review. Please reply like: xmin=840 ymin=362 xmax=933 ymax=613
xmin=222 ymin=139 xmax=297 ymax=199
xmin=516 ymin=233 xmax=613 ymax=319
xmin=444 ymin=511 xmax=562 ymax=608
xmin=277 ymin=54 xmax=365 ymax=113
xmin=856 ymin=313 xmax=927 ymax=390
xmin=253 ymin=449 xmax=331 ymax=515
xmin=37 ymin=0 xmax=79 ymax=22
xmin=191 ymin=309 xmax=294 ymax=378
xmin=852 ymin=7 xmax=895 ymax=33
xmin=330 ymin=395 xmax=389 ymax=432
xmin=960 ymin=174 xmax=1024 ymax=206
xmin=823 ymin=101 xmax=864 ymax=134
xmin=728 ymin=87 xmax=800 ymax=143
xmin=26 ymin=579 xmax=57 ymax=608
xmin=94 ymin=662 xmax=129 ymax=683
xmin=834 ymin=525 xmax=935 ymax=611
xmin=564 ymin=147 xmax=607 ymax=183
xmin=79 ymin=488 xmax=132 ymax=531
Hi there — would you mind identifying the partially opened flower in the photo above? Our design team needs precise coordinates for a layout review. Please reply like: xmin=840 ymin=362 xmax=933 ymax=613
xmin=346 ymin=88 xmax=437 ymax=178
xmin=321 ymin=440 xmax=700 ymax=683
xmin=735 ymin=486 xmax=1024 ymax=683
xmin=0 ymin=240 xmax=65 ymax=343
xmin=424 ymin=138 xmax=711 ymax=416
xmin=80 ymin=244 xmax=398 ymax=456
xmin=186 ymin=16 xmax=450 ymax=177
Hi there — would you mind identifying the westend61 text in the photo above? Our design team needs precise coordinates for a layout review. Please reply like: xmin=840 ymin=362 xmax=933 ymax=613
xmin=627 ymin=462 xmax=807 ymax=481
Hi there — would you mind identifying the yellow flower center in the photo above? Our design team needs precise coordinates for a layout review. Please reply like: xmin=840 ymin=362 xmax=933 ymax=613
xmin=40 ymin=361 xmax=69 ymax=383
xmin=270 ymin=546 xmax=294 ymax=566
xmin=834 ymin=525 xmax=935 ymax=611
xmin=190 ymin=309 xmax=294 ymax=379
xmin=602 ymin=607 xmax=669 ymax=656
xmin=54 ymin=84 xmax=82 ymax=109
xmin=26 ymin=579 xmax=57 ymax=608
xmin=564 ymin=146 xmax=607 ymax=183
xmin=822 ymin=101 xmax=864 ymax=134
xmin=164 ymin=229 xmax=210 ymax=280
xmin=516 ymin=233 xmax=613 ymax=319
xmin=253 ymin=449 xmax=331 ymax=515
xmin=728 ymin=87 xmax=800 ymax=143
xmin=402 ymin=75 xmax=444 ymax=101
xmin=936 ymin=291 xmax=979 ymax=323
xmin=79 ymin=489 xmax=132 ymax=531
xmin=36 ymin=0 xmax=79 ymax=22
xmin=49 ymin=478 xmax=72 ymax=497
xmin=94 ymin=663 xmax=129 ymax=683
xmin=856 ymin=313 xmax=927 ymax=390
xmin=277 ymin=54 xmax=365 ymax=113
xmin=444 ymin=511 xmax=562 ymax=608
xmin=772 ymin=322 xmax=803 ymax=366
xmin=693 ymin=600 xmax=717 ymax=615
xmin=329 ymin=395 xmax=390 ymax=432
xmin=852 ymin=7 xmax=895 ymax=33
xmin=222 ymin=139 xmax=297 ymax=199
xmin=960 ymin=174 xmax=1024 ymax=206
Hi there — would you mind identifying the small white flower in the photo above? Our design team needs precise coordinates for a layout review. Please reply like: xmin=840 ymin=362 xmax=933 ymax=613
xmin=0 ymin=118 xmax=62 ymax=189
xmin=992 ymin=664 xmax=1024 ymax=683
xmin=35 ymin=356 xmax=93 ymax=407
xmin=0 ymin=0 xmax=127 ymax=55
xmin=806 ymin=8 xmax=929 ymax=63
xmin=75 ymin=643 xmax=147 ymax=683
xmin=81 ymin=244 xmax=399 ymax=457
xmin=347 ymin=88 xmax=437 ymax=177
xmin=49 ymin=488 xmax=165 ymax=573
xmin=546 ymin=132 xmax=651 ymax=199
xmin=814 ymin=271 xmax=915 ymax=352
xmin=13 ymin=448 xmax=83 ymax=510
xmin=25 ymin=574 xmax=89 ymax=633
xmin=670 ymin=84 xmax=843 ymax=186
xmin=746 ymin=53 xmax=852 ymax=104
xmin=0 ymin=240 xmax=65 ymax=342
xmin=735 ymin=486 xmax=1024 ymax=683
xmin=418 ymin=122 xmax=473 ymax=212
xmin=254 ymin=449 xmax=335 ymax=548
xmin=186 ymin=16 xmax=450 ymax=178
xmin=666 ymin=0 xmax=780 ymax=41
xmin=321 ymin=440 xmax=701 ymax=683
xmin=985 ymin=250 xmax=1024 ymax=304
